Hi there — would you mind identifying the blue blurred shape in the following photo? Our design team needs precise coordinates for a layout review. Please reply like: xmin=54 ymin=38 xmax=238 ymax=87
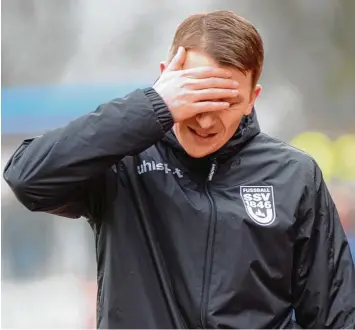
xmin=349 ymin=237 xmax=355 ymax=261
xmin=2 ymin=83 xmax=149 ymax=134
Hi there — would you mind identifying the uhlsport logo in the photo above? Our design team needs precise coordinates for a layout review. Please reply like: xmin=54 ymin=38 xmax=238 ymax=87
xmin=137 ymin=160 xmax=183 ymax=178
xmin=240 ymin=186 xmax=276 ymax=226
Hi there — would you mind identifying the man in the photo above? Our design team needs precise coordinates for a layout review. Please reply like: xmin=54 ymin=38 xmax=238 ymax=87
xmin=4 ymin=10 xmax=355 ymax=329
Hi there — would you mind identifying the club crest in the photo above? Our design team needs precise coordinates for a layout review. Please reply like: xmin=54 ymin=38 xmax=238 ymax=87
xmin=240 ymin=186 xmax=276 ymax=226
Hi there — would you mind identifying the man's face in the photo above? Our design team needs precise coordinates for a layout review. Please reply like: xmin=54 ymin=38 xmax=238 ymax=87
xmin=161 ymin=50 xmax=262 ymax=158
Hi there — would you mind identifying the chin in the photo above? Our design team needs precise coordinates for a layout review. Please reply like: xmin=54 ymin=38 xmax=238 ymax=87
xmin=175 ymin=129 xmax=222 ymax=158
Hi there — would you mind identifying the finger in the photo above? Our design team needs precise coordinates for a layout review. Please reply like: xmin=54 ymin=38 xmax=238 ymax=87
xmin=182 ymin=66 xmax=232 ymax=79
xmin=191 ymin=101 xmax=231 ymax=114
xmin=166 ymin=47 xmax=186 ymax=71
xmin=188 ymin=77 xmax=239 ymax=90
xmin=192 ymin=88 xmax=239 ymax=102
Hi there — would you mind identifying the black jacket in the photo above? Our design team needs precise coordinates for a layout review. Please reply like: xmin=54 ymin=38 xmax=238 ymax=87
xmin=4 ymin=88 xmax=355 ymax=329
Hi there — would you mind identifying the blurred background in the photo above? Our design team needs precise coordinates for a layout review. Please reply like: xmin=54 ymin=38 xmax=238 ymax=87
xmin=1 ymin=0 xmax=355 ymax=328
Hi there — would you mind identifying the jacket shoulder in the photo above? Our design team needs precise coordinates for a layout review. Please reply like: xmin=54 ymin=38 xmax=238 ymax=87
xmin=253 ymin=132 xmax=319 ymax=178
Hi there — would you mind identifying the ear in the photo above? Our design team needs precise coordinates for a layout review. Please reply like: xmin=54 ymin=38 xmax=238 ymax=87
xmin=160 ymin=61 xmax=167 ymax=74
xmin=245 ymin=84 xmax=262 ymax=115
xmin=253 ymin=84 xmax=262 ymax=100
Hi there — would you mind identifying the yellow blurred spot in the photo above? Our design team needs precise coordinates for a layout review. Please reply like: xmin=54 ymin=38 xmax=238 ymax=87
xmin=332 ymin=134 xmax=355 ymax=181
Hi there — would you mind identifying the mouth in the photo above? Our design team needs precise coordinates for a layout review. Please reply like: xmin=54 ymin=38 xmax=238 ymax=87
xmin=188 ymin=127 xmax=218 ymax=140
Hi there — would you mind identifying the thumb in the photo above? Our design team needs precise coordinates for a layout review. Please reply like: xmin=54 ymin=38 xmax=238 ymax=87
xmin=166 ymin=46 xmax=186 ymax=71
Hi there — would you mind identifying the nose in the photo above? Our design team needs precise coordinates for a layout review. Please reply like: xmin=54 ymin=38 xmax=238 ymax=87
xmin=195 ymin=113 xmax=216 ymax=129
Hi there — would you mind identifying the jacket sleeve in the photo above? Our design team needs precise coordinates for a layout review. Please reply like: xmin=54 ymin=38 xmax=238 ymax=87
xmin=292 ymin=162 xmax=355 ymax=329
xmin=3 ymin=88 xmax=173 ymax=219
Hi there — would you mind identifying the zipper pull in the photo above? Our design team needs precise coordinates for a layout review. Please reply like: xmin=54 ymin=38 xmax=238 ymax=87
xmin=207 ymin=159 xmax=218 ymax=181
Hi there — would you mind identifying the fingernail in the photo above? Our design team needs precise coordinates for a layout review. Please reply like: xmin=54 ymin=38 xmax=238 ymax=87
xmin=233 ymin=81 xmax=239 ymax=87
xmin=233 ymin=90 xmax=239 ymax=95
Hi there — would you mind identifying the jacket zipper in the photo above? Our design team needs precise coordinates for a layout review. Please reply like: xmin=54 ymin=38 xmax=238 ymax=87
xmin=200 ymin=159 xmax=218 ymax=328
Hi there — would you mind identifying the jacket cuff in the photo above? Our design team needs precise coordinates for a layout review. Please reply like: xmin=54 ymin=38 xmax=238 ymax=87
xmin=143 ymin=87 xmax=174 ymax=132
